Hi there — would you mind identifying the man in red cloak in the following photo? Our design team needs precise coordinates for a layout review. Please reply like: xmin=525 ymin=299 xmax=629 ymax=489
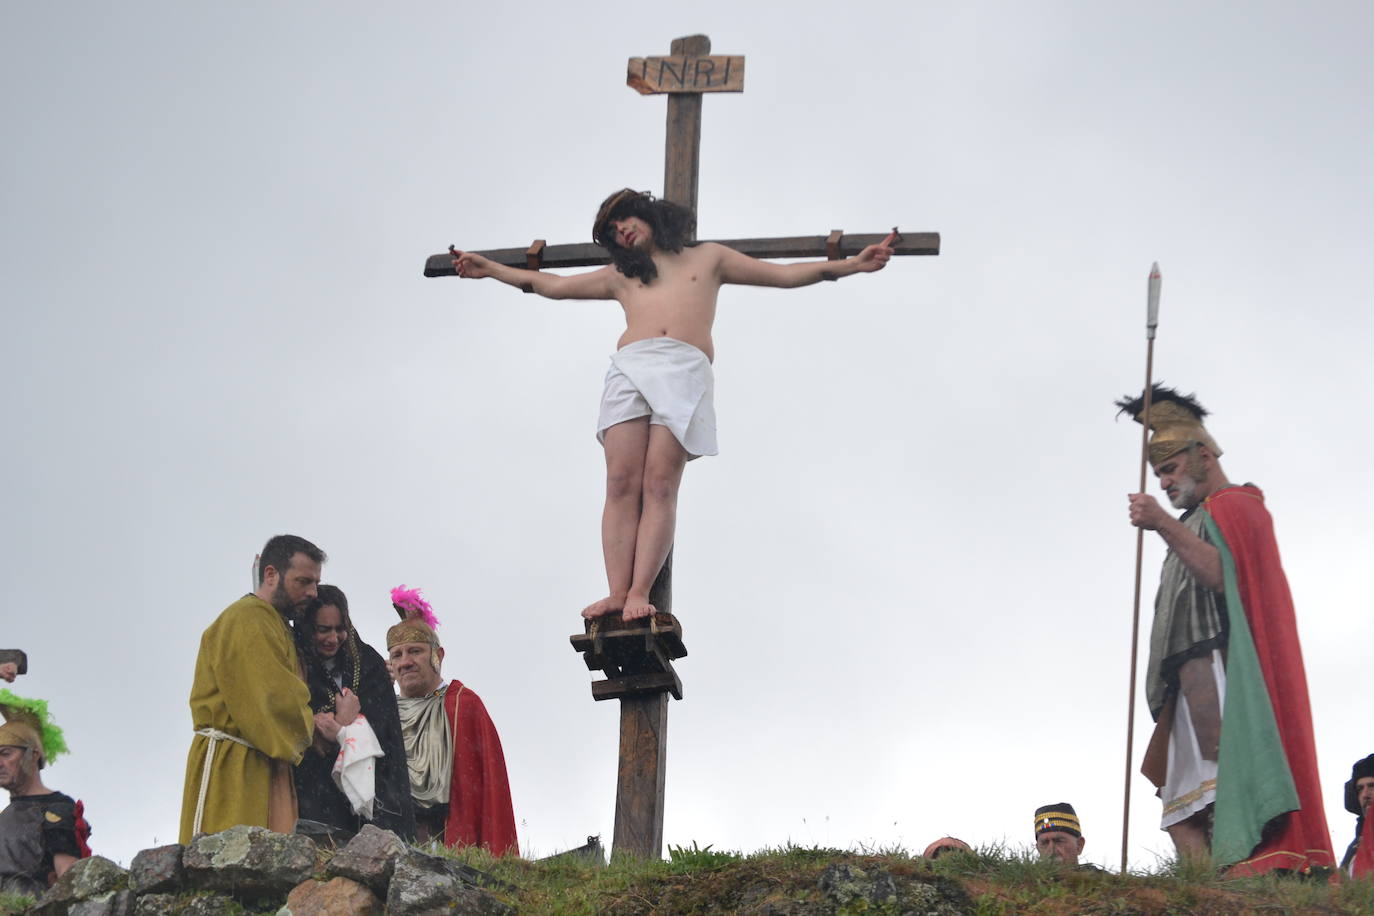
xmin=388 ymin=587 xmax=518 ymax=855
xmin=1121 ymin=385 xmax=1333 ymax=875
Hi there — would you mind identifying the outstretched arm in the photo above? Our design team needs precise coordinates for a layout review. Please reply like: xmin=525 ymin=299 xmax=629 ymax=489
xmin=715 ymin=241 xmax=893 ymax=289
xmin=451 ymin=249 xmax=617 ymax=300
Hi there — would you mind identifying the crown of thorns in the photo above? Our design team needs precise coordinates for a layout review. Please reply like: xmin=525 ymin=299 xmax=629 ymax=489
xmin=593 ymin=188 xmax=653 ymax=247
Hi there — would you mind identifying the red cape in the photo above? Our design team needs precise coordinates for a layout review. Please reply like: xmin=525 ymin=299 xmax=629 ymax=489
xmin=1209 ymin=485 xmax=1334 ymax=875
xmin=441 ymin=679 xmax=518 ymax=856
xmin=1354 ymin=815 xmax=1374 ymax=879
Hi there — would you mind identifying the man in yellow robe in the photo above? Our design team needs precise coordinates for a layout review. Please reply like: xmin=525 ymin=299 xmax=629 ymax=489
xmin=178 ymin=535 xmax=324 ymax=842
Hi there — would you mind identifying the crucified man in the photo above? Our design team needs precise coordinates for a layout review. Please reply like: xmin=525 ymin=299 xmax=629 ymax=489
xmin=452 ymin=189 xmax=893 ymax=620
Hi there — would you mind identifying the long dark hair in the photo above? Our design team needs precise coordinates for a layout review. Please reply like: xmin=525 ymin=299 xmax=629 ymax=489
xmin=596 ymin=193 xmax=696 ymax=284
xmin=295 ymin=584 xmax=359 ymax=710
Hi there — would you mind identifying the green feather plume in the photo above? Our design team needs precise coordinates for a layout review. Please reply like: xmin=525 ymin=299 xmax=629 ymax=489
xmin=0 ymin=689 xmax=69 ymax=763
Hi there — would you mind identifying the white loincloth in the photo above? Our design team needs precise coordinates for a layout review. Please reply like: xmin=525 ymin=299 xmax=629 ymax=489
xmin=596 ymin=337 xmax=718 ymax=460
xmin=1160 ymin=649 xmax=1226 ymax=830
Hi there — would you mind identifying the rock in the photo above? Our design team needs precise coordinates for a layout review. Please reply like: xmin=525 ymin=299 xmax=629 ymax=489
xmin=183 ymin=825 xmax=317 ymax=898
xmin=816 ymin=863 xmax=896 ymax=907
xmin=815 ymin=863 xmax=974 ymax=916
xmin=132 ymin=893 xmax=240 ymax=915
xmin=280 ymin=877 xmax=382 ymax=916
xmin=30 ymin=856 xmax=128 ymax=915
xmin=897 ymin=875 xmax=975 ymax=916
xmin=180 ymin=894 xmax=243 ymax=915
xmin=129 ymin=844 xmax=185 ymax=895
xmin=385 ymin=850 xmax=514 ymax=916
xmin=323 ymin=824 xmax=405 ymax=894
xmin=67 ymin=890 xmax=134 ymax=916
xmin=132 ymin=893 xmax=179 ymax=915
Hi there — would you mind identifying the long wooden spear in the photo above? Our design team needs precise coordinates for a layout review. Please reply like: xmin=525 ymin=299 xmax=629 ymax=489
xmin=1121 ymin=262 xmax=1161 ymax=873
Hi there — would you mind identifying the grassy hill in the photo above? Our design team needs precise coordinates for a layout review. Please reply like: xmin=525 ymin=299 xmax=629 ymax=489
xmin=467 ymin=843 xmax=1374 ymax=915
xmin=6 ymin=842 xmax=1373 ymax=914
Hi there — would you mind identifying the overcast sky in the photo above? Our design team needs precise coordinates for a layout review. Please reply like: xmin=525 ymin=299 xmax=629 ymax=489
xmin=3 ymin=1 xmax=1371 ymax=871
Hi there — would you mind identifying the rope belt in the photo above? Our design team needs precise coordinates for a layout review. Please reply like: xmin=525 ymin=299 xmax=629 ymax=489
xmin=191 ymin=727 xmax=260 ymax=836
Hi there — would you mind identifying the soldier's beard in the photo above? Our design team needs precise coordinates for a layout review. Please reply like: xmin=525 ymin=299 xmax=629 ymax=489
xmin=1167 ymin=465 xmax=1208 ymax=509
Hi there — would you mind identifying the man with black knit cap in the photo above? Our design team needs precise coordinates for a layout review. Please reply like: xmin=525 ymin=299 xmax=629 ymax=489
xmin=1341 ymin=754 xmax=1374 ymax=876
xmin=1034 ymin=803 xmax=1086 ymax=866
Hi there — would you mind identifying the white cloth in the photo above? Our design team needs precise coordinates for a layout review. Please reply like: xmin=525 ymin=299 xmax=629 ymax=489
xmin=396 ymin=685 xmax=452 ymax=808
xmin=597 ymin=337 xmax=718 ymax=460
xmin=331 ymin=714 xmax=385 ymax=820
xmin=1160 ymin=649 xmax=1226 ymax=829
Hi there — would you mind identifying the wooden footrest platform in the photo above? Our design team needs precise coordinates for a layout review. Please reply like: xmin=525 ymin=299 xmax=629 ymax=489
xmin=570 ymin=612 xmax=687 ymax=701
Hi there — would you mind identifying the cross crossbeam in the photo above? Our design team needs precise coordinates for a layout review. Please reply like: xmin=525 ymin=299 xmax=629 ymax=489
xmin=423 ymin=231 xmax=939 ymax=276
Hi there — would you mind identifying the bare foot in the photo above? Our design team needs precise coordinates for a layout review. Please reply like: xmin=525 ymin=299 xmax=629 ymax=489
xmin=622 ymin=595 xmax=657 ymax=621
xmin=582 ymin=595 xmax=626 ymax=619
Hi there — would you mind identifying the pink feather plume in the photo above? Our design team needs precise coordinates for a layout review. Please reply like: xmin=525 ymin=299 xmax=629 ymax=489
xmin=390 ymin=584 xmax=441 ymax=630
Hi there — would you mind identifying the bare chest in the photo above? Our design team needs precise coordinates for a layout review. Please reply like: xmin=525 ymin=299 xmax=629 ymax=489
xmin=615 ymin=247 xmax=721 ymax=315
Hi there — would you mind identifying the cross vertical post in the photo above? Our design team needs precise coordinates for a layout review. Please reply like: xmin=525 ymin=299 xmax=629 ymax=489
xmin=612 ymin=573 xmax=671 ymax=860
xmin=601 ymin=33 xmax=719 ymax=860
xmin=661 ymin=34 xmax=710 ymax=222
xmin=605 ymin=33 xmax=719 ymax=859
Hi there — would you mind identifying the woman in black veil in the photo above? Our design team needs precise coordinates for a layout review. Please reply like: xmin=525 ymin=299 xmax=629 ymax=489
xmin=293 ymin=584 xmax=415 ymax=840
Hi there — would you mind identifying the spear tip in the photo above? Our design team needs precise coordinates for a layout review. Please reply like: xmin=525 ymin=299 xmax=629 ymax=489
xmin=1146 ymin=262 xmax=1162 ymax=336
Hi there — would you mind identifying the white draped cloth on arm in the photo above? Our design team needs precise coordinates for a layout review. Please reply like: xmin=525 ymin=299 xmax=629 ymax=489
xmin=331 ymin=714 xmax=385 ymax=819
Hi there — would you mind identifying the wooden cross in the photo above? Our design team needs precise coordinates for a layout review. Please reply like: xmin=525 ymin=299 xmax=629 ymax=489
xmin=424 ymin=34 xmax=940 ymax=861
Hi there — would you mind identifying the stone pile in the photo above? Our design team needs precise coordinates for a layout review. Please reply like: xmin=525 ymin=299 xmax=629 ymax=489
xmin=24 ymin=824 xmax=515 ymax=916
